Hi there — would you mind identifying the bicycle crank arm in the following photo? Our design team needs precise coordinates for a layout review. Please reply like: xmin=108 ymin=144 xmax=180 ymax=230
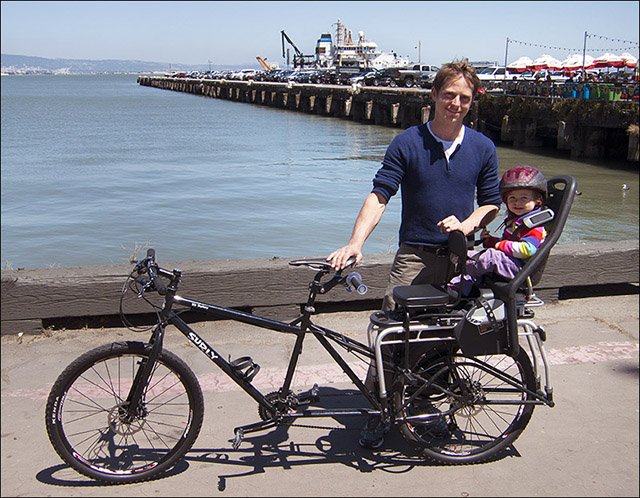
xmin=232 ymin=418 xmax=280 ymax=449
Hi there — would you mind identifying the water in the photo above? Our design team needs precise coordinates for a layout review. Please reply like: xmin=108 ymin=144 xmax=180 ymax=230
xmin=1 ymin=74 xmax=638 ymax=269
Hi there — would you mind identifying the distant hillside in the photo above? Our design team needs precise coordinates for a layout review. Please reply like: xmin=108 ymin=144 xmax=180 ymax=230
xmin=1 ymin=54 xmax=258 ymax=74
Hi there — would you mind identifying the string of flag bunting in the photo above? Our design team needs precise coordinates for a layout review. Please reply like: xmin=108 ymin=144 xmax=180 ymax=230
xmin=508 ymin=33 xmax=639 ymax=54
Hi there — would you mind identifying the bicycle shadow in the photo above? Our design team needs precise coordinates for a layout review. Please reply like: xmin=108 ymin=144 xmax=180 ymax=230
xmin=35 ymin=386 xmax=521 ymax=488
xmin=187 ymin=386 xmax=522 ymax=491
xmin=35 ymin=460 xmax=190 ymax=487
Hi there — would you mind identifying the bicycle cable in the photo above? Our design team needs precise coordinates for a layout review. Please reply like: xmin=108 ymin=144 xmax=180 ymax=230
xmin=119 ymin=268 xmax=162 ymax=332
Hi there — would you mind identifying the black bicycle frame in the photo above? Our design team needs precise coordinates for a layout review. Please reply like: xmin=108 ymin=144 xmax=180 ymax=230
xmin=162 ymin=292 xmax=387 ymax=431
xmin=123 ymin=253 xmax=552 ymax=443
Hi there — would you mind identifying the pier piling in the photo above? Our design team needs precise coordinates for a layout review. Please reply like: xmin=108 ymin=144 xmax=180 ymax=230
xmin=136 ymin=76 xmax=639 ymax=162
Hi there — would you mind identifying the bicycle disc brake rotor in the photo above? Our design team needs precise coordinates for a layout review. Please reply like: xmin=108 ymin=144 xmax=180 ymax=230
xmin=108 ymin=403 xmax=147 ymax=436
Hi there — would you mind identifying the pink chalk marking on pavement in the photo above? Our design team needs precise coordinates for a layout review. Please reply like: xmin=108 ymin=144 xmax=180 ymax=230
xmin=5 ymin=342 xmax=638 ymax=400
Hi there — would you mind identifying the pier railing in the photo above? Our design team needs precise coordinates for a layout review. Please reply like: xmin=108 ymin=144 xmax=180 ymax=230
xmin=2 ymin=240 xmax=638 ymax=335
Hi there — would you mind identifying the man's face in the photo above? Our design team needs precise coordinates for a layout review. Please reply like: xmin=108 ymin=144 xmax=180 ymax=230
xmin=431 ymin=76 xmax=474 ymax=125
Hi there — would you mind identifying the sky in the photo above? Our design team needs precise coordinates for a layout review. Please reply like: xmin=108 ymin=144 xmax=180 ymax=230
xmin=1 ymin=1 xmax=639 ymax=69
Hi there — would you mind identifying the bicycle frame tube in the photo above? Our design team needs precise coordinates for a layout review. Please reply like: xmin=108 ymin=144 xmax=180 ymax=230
xmin=168 ymin=312 xmax=277 ymax=414
xmin=167 ymin=294 xmax=383 ymax=415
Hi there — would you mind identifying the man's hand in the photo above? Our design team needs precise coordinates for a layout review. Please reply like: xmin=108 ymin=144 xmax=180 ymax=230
xmin=327 ymin=244 xmax=362 ymax=271
xmin=437 ymin=215 xmax=469 ymax=234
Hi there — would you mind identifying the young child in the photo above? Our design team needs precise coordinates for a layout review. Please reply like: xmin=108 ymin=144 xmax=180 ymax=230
xmin=451 ymin=165 xmax=548 ymax=296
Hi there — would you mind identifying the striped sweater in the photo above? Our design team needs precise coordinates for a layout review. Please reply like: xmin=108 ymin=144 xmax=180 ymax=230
xmin=483 ymin=209 xmax=547 ymax=260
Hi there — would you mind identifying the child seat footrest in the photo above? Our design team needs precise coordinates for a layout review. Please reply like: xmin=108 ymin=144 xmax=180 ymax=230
xmin=393 ymin=284 xmax=450 ymax=308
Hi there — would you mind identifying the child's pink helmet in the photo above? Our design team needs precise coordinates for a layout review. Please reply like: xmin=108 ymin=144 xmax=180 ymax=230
xmin=499 ymin=165 xmax=547 ymax=202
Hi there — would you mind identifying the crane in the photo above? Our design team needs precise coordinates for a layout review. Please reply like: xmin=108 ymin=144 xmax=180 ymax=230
xmin=280 ymin=29 xmax=315 ymax=68
xmin=256 ymin=56 xmax=275 ymax=71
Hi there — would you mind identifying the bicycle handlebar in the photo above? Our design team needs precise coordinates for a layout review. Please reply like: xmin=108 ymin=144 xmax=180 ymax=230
xmin=131 ymin=250 xmax=366 ymax=299
xmin=132 ymin=248 xmax=167 ymax=295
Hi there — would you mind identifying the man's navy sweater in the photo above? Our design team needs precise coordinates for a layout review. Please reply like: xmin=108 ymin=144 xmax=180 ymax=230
xmin=372 ymin=123 xmax=502 ymax=247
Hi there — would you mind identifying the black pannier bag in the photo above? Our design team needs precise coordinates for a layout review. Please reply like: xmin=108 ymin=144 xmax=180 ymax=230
xmin=454 ymin=290 xmax=508 ymax=355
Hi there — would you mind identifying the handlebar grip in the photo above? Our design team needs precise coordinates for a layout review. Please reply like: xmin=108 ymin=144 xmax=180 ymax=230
xmin=149 ymin=268 xmax=167 ymax=295
xmin=346 ymin=272 xmax=368 ymax=295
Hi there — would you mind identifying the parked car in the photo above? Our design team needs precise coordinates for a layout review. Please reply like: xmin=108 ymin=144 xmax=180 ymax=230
xmin=396 ymin=64 xmax=440 ymax=87
xmin=287 ymin=70 xmax=318 ymax=83
xmin=374 ymin=66 xmax=404 ymax=87
xmin=314 ymin=68 xmax=338 ymax=84
xmin=477 ymin=66 xmax=511 ymax=81
xmin=530 ymin=69 xmax=570 ymax=82
xmin=335 ymin=66 xmax=363 ymax=85
xmin=254 ymin=69 xmax=279 ymax=81
xmin=348 ymin=68 xmax=387 ymax=86
xmin=229 ymin=69 xmax=261 ymax=80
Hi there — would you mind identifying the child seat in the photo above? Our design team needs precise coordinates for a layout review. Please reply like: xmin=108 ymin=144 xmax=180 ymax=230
xmin=486 ymin=175 xmax=578 ymax=356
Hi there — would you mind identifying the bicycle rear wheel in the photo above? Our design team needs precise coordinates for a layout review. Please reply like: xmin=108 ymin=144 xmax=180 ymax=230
xmin=45 ymin=341 xmax=204 ymax=483
xmin=393 ymin=349 xmax=536 ymax=464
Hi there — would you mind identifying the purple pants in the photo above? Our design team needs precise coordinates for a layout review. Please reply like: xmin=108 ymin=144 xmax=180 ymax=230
xmin=452 ymin=248 xmax=523 ymax=295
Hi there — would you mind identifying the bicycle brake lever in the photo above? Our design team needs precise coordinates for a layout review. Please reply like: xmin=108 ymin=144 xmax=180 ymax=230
xmin=131 ymin=257 xmax=150 ymax=274
xmin=136 ymin=279 xmax=153 ymax=298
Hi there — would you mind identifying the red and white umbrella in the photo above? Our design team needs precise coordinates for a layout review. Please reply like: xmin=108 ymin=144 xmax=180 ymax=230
xmin=593 ymin=52 xmax=626 ymax=68
xmin=620 ymin=53 xmax=637 ymax=68
xmin=507 ymin=56 xmax=533 ymax=73
xmin=528 ymin=54 xmax=563 ymax=71
xmin=560 ymin=53 xmax=596 ymax=70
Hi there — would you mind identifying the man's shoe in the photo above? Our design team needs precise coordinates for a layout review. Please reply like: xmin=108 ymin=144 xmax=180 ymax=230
xmin=358 ymin=415 xmax=385 ymax=449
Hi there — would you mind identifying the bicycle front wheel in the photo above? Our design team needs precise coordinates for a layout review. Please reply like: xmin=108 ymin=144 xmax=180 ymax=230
xmin=45 ymin=341 xmax=204 ymax=483
xmin=393 ymin=349 xmax=536 ymax=464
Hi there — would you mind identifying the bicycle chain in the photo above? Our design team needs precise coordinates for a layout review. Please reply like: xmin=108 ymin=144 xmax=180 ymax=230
xmin=259 ymin=391 xmax=360 ymax=431
xmin=288 ymin=423 xmax=355 ymax=431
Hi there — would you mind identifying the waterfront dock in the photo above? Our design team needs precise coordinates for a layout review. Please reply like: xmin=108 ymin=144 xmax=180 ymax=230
xmin=137 ymin=76 xmax=639 ymax=162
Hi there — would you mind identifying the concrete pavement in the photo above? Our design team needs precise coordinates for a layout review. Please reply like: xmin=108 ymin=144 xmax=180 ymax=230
xmin=1 ymin=293 xmax=638 ymax=497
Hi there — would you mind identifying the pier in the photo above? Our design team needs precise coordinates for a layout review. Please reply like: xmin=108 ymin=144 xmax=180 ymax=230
xmin=137 ymin=76 xmax=640 ymax=162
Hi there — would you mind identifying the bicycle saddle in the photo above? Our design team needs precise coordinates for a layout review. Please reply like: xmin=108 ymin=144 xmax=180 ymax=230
xmin=289 ymin=257 xmax=356 ymax=271
xmin=289 ymin=258 xmax=332 ymax=271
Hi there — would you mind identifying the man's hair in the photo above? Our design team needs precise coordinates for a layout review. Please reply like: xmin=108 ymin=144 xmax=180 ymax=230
xmin=432 ymin=60 xmax=481 ymax=97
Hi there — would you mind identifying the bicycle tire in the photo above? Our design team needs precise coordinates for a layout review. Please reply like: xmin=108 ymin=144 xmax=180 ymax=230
xmin=392 ymin=349 xmax=536 ymax=464
xmin=45 ymin=341 xmax=204 ymax=483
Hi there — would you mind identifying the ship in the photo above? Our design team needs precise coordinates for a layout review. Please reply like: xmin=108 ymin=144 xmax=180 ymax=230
xmin=315 ymin=20 xmax=409 ymax=70
xmin=282 ymin=20 xmax=409 ymax=71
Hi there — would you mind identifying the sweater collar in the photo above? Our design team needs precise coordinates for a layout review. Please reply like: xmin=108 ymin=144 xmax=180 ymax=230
xmin=427 ymin=122 xmax=465 ymax=164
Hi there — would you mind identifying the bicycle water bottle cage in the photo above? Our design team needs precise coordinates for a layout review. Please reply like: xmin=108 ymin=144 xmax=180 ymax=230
xmin=230 ymin=356 xmax=261 ymax=382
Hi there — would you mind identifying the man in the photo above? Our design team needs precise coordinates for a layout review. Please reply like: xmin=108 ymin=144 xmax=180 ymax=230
xmin=327 ymin=60 xmax=502 ymax=448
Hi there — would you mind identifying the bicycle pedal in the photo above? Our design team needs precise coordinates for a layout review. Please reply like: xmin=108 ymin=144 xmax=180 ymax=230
xmin=297 ymin=383 xmax=320 ymax=404
xmin=232 ymin=429 xmax=244 ymax=450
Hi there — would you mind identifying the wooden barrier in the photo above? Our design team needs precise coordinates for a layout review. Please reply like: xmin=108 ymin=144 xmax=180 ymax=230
xmin=1 ymin=240 xmax=638 ymax=335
